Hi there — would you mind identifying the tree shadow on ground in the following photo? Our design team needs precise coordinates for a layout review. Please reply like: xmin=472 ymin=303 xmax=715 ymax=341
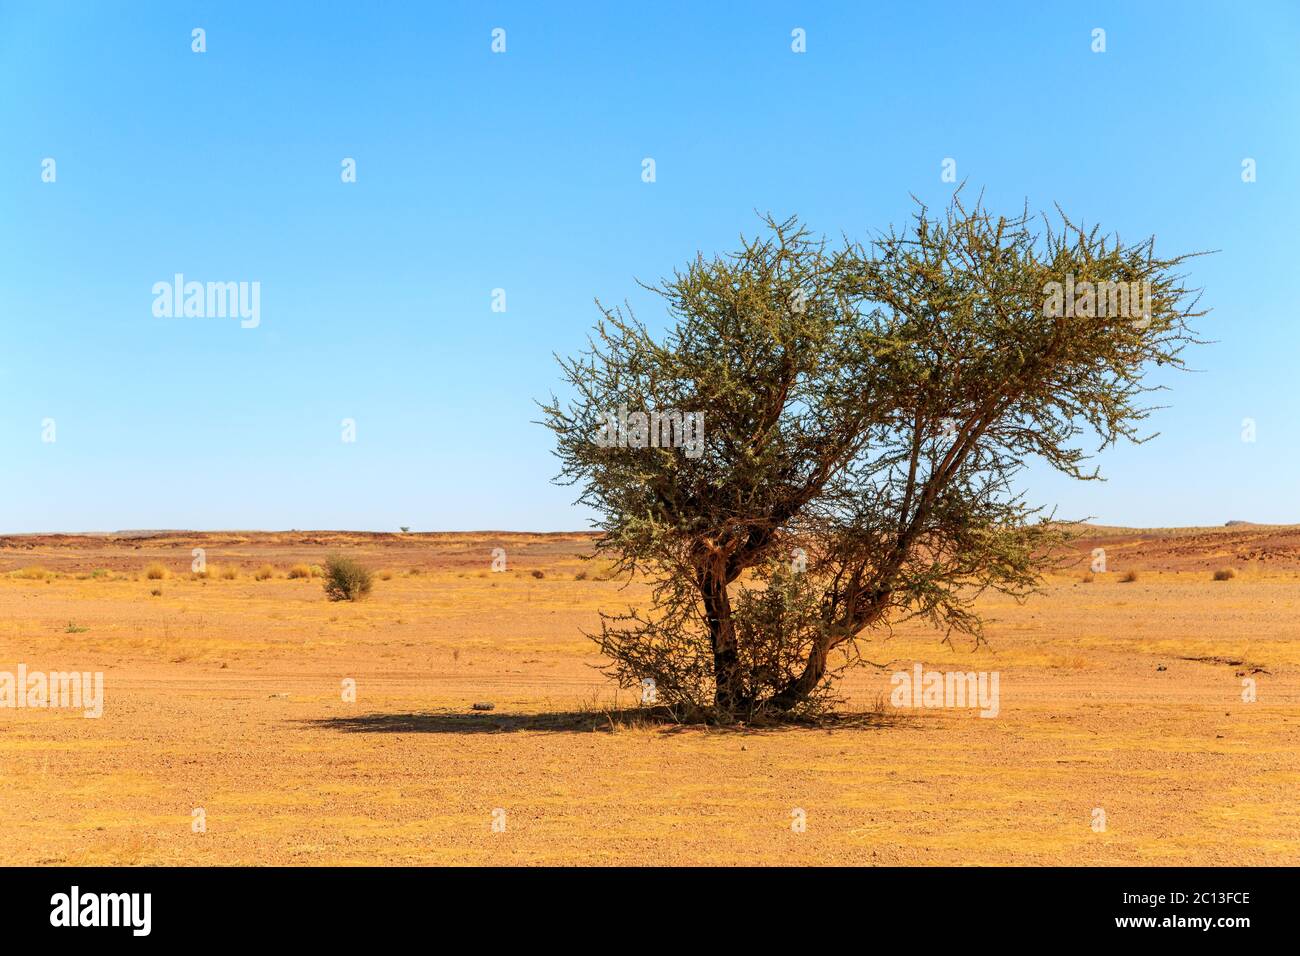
xmin=302 ymin=708 xmax=914 ymax=736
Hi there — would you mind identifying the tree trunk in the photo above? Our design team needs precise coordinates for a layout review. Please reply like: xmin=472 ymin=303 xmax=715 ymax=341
xmin=768 ymin=595 xmax=890 ymax=713
xmin=701 ymin=575 xmax=744 ymax=715
xmin=767 ymin=641 xmax=829 ymax=713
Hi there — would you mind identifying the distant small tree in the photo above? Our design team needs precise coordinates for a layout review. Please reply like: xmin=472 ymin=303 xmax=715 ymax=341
xmin=542 ymin=192 xmax=1205 ymax=721
xmin=400 ymin=526 xmax=410 ymax=533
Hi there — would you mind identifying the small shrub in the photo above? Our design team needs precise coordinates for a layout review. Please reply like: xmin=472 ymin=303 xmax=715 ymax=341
xmin=287 ymin=564 xmax=312 ymax=579
xmin=379 ymin=570 xmax=393 ymax=581
xmin=1213 ymin=568 xmax=1236 ymax=581
xmin=254 ymin=564 xmax=276 ymax=581
xmin=323 ymin=555 xmax=373 ymax=602
xmin=14 ymin=567 xmax=49 ymax=580
xmin=574 ymin=570 xmax=589 ymax=581
xmin=1120 ymin=570 xmax=1139 ymax=583
xmin=150 ymin=588 xmax=162 ymax=597
xmin=408 ymin=568 xmax=421 ymax=576
xmin=90 ymin=568 xmax=109 ymax=579
xmin=64 ymin=622 xmax=88 ymax=634
xmin=531 ymin=570 xmax=545 ymax=579
xmin=219 ymin=566 xmax=239 ymax=580
xmin=144 ymin=563 xmax=167 ymax=580
xmin=1080 ymin=572 xmax=1094 ymax=583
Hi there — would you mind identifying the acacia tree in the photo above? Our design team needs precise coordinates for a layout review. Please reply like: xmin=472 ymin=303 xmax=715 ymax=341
xmin=542 ymin=192 xmax=1204 ymax=721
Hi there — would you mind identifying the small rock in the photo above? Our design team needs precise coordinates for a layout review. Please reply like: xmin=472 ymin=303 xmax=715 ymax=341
xmin=1156 ymin=664 xmax=1167 ymax=671
xmin=472 ymin=701 xmax=495 ymax=711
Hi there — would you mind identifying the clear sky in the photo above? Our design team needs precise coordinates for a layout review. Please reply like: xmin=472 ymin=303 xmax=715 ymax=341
xmin=1 ymin=1 xmax=1297 ymax=533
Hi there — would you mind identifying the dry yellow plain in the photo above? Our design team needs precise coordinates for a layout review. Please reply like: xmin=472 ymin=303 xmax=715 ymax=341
xmin=0 ymin=529 xmax=1296 ymax=865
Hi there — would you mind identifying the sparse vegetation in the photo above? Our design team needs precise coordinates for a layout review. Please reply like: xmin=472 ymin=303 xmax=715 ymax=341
xmin=254 ymin=564 xmax=276 ymax=581
xmin=13 ymin=567 xmax=50 ymax=580
xmin=219 ymin=566 xmax=239 ymax=580
xmin=64 ymin=622 xmax=88 ymax=634
xmin=1213 ymin=568 xmax=1236 ymax=581
xmin=323 ymin=555 xmax=373 ymax=602
xmin=150 ymin=588 xmax=163 ymax=597
xmin=531 ymin=570 xmax=545 ymax=579
xmin=287 ymin=564 xmax=312 ymax=579
xmin=144 ymin=562 xmax=167 ymax=580
xmin=1081 ymin=572 xmax=1094 ymax=583
xmin=1121 ymin=570 xmax=1140 ymax=583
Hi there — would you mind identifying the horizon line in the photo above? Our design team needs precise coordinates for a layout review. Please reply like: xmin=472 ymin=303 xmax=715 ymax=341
xmin=2 ymin=521 xmax=1296 ymax=538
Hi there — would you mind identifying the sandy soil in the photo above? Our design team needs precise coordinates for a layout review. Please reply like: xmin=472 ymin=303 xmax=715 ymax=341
xmin=0 ymin=528 xmax=1296 ymax=865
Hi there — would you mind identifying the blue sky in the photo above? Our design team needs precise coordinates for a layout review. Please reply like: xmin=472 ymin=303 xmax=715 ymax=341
xmin=1 ymin=1 xmax=1297 ymax=532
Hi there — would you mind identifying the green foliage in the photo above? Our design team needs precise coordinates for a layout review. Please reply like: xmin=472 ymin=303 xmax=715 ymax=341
xmin=322 ymin=554 xmax=373 ymax=602
xmin=542 ymin=190 xmax=1206 ymax=721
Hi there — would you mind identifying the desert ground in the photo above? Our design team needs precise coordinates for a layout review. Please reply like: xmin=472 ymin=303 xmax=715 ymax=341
xmin=0 ymin=526 xmax=1296 ymax=866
